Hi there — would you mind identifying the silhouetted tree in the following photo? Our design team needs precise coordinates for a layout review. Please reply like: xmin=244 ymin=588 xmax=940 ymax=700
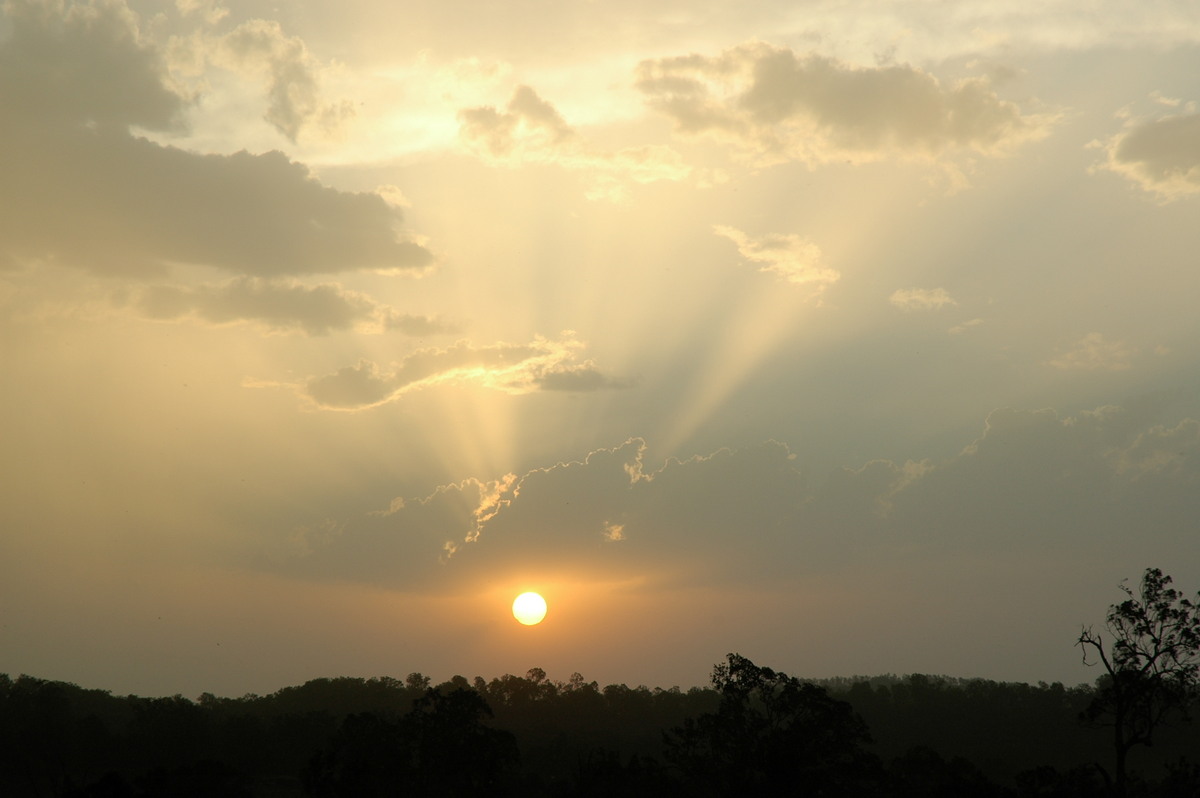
xmin=405 ymin=686 xmax=519 ymax=795
xmin=1078 ymin=568 xmax=1200 ymax=797
xmin=306 ymin=686 xmax=517 ymax=797
xmin=666 ymin=653 xmax=878 ymax=797
xmin=887 ymin=745 xmax=1002 ymax=798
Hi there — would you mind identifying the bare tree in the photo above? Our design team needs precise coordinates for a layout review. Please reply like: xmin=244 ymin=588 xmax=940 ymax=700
xmin=1078 ymin=568 xmax=1200 ymax=797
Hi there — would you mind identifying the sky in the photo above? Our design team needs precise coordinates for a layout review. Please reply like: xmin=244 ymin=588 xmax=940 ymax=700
xmin=2 ymin=0 xmax=1199 ymax=699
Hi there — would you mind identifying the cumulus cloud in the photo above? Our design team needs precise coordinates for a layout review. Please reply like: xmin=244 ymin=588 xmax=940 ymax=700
xmin=1047 ymin=332 xmax=1136 ymax=371
xmin=1096 ymin=111 xmax=1200 ymax=200
xmin=282 ymin=404 xmax=1200 ymax=591
xmin=635 ymin=42 xmax=1054 ymax=173
xmin=303 ymin=334 xmax=630 ymax=410
xmin=0 ymin=0 xmax=431 ymax=277
xmin=890 ymin=287 xmax=958 ymax=311
xmin=136 ymin=277 xmax=453 ymax=336
xmin=713 ymin=225 xmax=838 ymax=298
xmin=458 ymin=84 xmax=698 ymax=200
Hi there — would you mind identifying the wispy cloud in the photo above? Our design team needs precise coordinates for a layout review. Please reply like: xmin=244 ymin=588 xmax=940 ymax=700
xmin=890 ymin=288 xmax=957 ymax=311
xmin=458 ymin=84 xmax=699 ymax=200
xmin=301 ymin=335 xmax=630 ymax=410
xmin=1047 ymin=333 xmax=1136 ymax=371
xmin=714 ymin=225 xmax=837 ymax=298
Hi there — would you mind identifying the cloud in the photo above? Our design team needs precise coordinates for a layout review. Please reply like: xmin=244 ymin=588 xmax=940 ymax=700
xmin=175 ymin=0 xmax=228 ymax=26
xmin=281 ymin=404 xmax=1200 ymax=592
xmin=381 ymin=311 xmax=460 ymax=337
xmin=0 ymin=0 xmax=432 ymax=277
xmin=0 ymin=0 xmax=184 ymax=132
xmin=135 ymin=277 xmax=454 ymax=336
xmin=212 ymin=18 xmax=355 ymax=143
xmin=1096 ymin=111 xmax=1200 ymax=200
xmin=635 ymin=42 xmax=1054 ymax=173
xmin=890 ymin=287 xmax=957 ymax=311
xmin=948 ymin=318 xmax=984 ymax=335
xmin=458 ymin=84 xmax=578 ymax=157
xmin=302 ymin=334 xmax=629 ymax=410
xmin=535 ymin=362 xmax=636 ymax=392
xmin=458 ymin=84 xmax=697 ymax=200
xmin=713 ymin=225 xmax=838 ymax=298
xmin=1047 ymin=332 xmax=1136 ymax=371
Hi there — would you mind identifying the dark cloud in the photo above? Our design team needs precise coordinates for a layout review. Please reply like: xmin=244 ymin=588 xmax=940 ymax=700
xmin=0 ymin=0 xmax=431 ymax=277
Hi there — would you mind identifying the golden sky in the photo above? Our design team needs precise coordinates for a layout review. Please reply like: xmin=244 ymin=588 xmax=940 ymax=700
xmin=2 ymin=0 xmax=1199 ymax=697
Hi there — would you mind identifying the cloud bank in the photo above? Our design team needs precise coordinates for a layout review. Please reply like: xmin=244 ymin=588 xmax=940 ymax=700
xmin=283 ymin=403 xmax=1200 ymax=591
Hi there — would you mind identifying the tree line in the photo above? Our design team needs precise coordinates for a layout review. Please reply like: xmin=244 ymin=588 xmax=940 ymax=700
xmin=1 ymin=568 xmax=1196 ymax=797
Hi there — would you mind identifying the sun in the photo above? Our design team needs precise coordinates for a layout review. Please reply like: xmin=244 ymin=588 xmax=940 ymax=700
xmin=512 ymin=592 xmax=547 ymax=625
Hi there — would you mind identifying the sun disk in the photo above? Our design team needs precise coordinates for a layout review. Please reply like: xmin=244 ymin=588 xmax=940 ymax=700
xmin=512 ymin=592 xmax=547 ymax=625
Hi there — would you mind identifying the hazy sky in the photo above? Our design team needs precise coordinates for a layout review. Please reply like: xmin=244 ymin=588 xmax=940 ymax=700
xmin=3 ymin=0 xmax=1199 ymax=698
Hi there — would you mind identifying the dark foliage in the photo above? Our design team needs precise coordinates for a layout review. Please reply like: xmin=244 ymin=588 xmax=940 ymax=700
xmin=1078 ymin=568 xmax=1200 ymax=797
xmin=3 ymin=571 xmax=1200 ymax=797
xmin=665 ymin=653 xmax=880 ymax=796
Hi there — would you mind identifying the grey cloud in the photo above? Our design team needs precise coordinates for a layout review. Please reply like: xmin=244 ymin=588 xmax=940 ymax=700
xmin=1100 ymin=112 xmax=1200 ymax=200
xmin=136 ymin=277 xmax=448 ymax=336
xmin=282 ymin=403 xmax=1200 ymax=591
xmin=284 ymin=437 xmax=824 ymax=588
xmin=886 ymin=406 xmax=1200 ymax=554
xmin=303 ymin=336 xmax=627 ymax=410
xmin=0 ymin=0 xmax=183 ymax=132
xmin=284 ymin=476 xmax=517 ymax=584
xmin=0 ymin=0 xmax=431 ymax=277
xmin=636 ymin=43 xmax=1053 ymax=168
